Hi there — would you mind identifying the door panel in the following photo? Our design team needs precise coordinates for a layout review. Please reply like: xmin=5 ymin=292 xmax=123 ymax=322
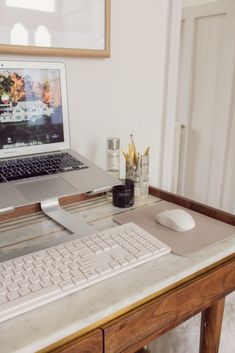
xmin=176 ymin=0 xmax=235 ymax=211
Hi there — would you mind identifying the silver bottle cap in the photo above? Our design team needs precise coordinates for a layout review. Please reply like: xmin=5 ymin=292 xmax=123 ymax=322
xmin=107 ymin=137 xmax=120 ymax=150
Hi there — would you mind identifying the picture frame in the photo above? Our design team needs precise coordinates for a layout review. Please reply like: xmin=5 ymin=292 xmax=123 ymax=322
xmin=0 ymin=0 xmax=110 ymax=58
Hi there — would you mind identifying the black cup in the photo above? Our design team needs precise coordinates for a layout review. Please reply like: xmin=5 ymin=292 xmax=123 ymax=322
xmin=112 ymin=179 xmax=134 ymax=208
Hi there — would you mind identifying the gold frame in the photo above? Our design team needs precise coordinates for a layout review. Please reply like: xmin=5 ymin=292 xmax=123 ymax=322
xmin=0 ymin=0 xmax=110 ymax=58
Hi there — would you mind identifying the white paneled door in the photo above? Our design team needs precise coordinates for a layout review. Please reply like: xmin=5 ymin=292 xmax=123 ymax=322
xmin=176 ymin=0 xmax=235 ymax=212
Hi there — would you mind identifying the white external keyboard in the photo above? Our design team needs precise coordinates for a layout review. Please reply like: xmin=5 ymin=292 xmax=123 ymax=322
xmin=0 ymin=222 xmax=171 ymax=323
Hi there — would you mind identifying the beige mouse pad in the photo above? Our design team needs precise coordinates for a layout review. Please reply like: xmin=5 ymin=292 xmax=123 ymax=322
xmin=113 ymin=201 xmax=235 ymax=255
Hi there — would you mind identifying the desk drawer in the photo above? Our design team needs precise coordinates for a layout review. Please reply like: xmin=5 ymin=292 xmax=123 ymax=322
xmin=102 ymin=257 xmax=235 ymax=353
xmin=49 ymin=329 xmax=103 ymax=353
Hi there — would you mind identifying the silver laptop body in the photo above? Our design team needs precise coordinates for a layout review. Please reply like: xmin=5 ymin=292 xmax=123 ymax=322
xmin=0 ymin=61 xmax=119 ymax=210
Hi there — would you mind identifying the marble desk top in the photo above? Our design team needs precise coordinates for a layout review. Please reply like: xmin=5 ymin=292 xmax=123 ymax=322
xmin=0 ymin=195 xmax=234 ymax=353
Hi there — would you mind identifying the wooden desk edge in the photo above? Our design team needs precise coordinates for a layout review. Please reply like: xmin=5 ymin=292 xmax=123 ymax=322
xmin=0 ymin=192 xmax=103 ymax=223
xmin=149 ymin=186 xmax=235 ymax=226
xmin=1 ymin=186 xmax=234 ymax=226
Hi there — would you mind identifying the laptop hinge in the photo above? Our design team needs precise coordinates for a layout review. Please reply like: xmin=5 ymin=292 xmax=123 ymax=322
xmin=40 ymin=198 xmax=95 ymax=236
xmin=86 ymin=185 xmax=112 ymax=195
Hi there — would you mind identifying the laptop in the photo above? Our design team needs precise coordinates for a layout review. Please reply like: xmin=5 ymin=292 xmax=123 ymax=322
xmin=0 ymin=61 xmax=120 ymax=211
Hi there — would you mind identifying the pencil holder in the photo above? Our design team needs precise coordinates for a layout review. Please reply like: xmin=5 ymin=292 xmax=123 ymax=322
xmin=126 ymin=154 xmax=149 ymax=197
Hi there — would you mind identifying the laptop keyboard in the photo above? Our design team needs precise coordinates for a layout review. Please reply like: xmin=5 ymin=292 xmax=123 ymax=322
xmin=0 ymin=153 xmax=88 ymax=183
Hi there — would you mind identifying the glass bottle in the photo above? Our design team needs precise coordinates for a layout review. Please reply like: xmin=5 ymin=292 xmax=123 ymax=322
xmin=106 ymin=137 xmax=120 ymax=199
xmin=106 ymin=137 xmax=120 ymax=178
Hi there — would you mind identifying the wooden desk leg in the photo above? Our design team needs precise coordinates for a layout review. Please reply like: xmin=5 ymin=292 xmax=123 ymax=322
xmin=199 ymin=298 xmax=225 ymax=353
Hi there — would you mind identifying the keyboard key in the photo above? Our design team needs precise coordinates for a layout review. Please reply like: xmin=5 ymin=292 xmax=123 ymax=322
xmin=58 ymin=265 xmax=69 ymax=273
xmin=2 ymin=270 xmax=13 ymax=278
xmin=49 ymin=269 xmax=60 ymax=276
xmin=135 ymin=250 xmax=150 ymax=259
xmin=23 ymin=270 xmax=34 ymax=278
xmin=68 ymin=261 xmax=78 ymax=269
xmin=43 ymin=263 xmax=54 ymax=271
xmin=61 ymin=258 xmax=71 ymax=265
xmin=78 ymin=256 xmax=97 ymax=266
xmin=19 ymin=288 xmax=31 ymax=296
xmin=83 ymin=270 xmax=98 ymax=280
xmin=96 ymin=265 xmax=111 ymax=274
xmin=0 ymin=287 xmax=7 ymax=295
xmin=70 ymin=269 xmax=81 ymax=277
xmin=61 ymin=272 xmax=71 ymax=281
xmin=34 ymin=260 xmax=43 ymax=267
xmin=118 ymin=258 xmax=128 ymax=266
xmin=72 ymin=274 xmax=86 ymax=284
xmin=54 ymin=260 xmax=63 ymax=268
xmin=59 ymin=280 xmax=73 ymax=289
xmin=12 ymin=274 xmax=23 ymax=282
xmin=30 ymin=283 xmax=42 ymax=292
xmin=107 ymin=240 xmax=118 ymax=248
xmin=0 ymin=296 xmax=8 ymax=304
xmin=1 ymin=278 xmax=12 ymax=286
xmin=33 ymin=268 xmax=44 ymax=275
xmin=109 ymin=261 xmax=121 ymax=269
xmin=23 ymin=263 xmax=33 ymax=271
xmin=18 ymin=279 xmax=30 ymax=288
xmin=112 ymin=251 xmax=128 ymax=260
xmin=30 ymin=276 xmax=40 ymax=284
xmin=24 ymin=256 xmax=33 ymax=264
xmin=7 ymin=291 xmax=20 ymax=301
xmin=50 ymin=276 xmax=61 ymax=284
xmin=33 ymin=253 xmax=43 ymax=260
xmin=40 ymin=279 xmax=51 ymax=288
xmin=43 ymin=256 xmax=53 ymax=264
xmin=125 ymin=255 xmax=136 ymax=263
xmin=14 ymin=266 xmax=24 ymax=273
xmin=39 ymin=272 xmax=50 ymax=280
xmin=7 ymin=283 xmax=19 ymax=292
xmin=90 ymin=246 xmax=102 ymax=254
xmin=3 ymin=262 xmax=13 ymax=271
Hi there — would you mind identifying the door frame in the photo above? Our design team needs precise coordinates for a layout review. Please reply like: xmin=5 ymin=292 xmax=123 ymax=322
xmin=160 ymin=0 xmax=182 ymax=192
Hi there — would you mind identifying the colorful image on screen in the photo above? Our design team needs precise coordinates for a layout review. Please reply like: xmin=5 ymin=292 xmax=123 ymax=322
xmin=0 ymin=68 xmax=64 ymax=149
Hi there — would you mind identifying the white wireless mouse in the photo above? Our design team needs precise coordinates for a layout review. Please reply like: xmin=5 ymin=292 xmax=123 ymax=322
xmin=155 ymin=209 xmax=195 ymax=232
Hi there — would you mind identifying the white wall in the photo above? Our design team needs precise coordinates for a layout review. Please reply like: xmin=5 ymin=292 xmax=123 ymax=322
xmin=0 ymin=0 xmax=171 ymax=186
xmin=182 ymin=0 xmax=219 ymax=7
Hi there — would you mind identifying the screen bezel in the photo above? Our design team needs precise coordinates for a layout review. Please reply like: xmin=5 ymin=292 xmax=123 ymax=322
xmin=0 ymin=61 xmax=70 ymax=159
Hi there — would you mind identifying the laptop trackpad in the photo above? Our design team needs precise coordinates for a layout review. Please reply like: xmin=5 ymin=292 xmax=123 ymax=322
xmin=16 ymin=177 xmax=77 ymax=202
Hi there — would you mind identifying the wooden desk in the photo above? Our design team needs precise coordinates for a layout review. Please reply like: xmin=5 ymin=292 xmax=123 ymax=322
xmin=0 ymin=188 xmax=234 ymax=353
xmin=102 ymin=252 xmax=234 ymax=353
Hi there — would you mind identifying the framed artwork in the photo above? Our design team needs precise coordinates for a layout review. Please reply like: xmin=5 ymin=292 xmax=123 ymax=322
xmin=0 ymin=0 xmax=110 ymax=57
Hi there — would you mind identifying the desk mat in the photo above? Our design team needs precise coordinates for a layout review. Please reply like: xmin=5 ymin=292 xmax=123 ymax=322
xmin=114 ymin=201 xmax=235 ymax=255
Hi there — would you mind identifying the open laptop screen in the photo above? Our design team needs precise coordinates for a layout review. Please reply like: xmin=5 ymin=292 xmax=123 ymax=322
xmin=0 ymin=62 xmax=70 ymax=158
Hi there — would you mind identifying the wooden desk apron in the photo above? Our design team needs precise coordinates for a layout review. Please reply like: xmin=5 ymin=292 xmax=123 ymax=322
xmin=102 ymin=254 xmax=235 ymax=353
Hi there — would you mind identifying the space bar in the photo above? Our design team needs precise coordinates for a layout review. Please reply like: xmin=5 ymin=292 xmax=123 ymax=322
xmin=0 ymin=285 xmax=60 ymax=319
xmin=6 ymin=171 xmax=49 ymax=181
